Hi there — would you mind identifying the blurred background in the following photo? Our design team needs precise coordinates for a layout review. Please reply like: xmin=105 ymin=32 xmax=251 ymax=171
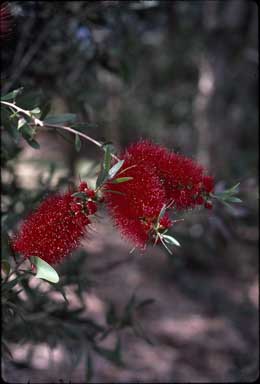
xmin=1 ymin=1 xmax=259 ymax=382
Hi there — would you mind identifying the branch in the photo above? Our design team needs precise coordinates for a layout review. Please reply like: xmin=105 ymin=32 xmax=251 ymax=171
xmin=0 ymin=100 xmax=120 ymax=161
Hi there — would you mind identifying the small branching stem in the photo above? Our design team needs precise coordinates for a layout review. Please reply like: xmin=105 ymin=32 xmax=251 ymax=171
xmin=0 ymin=100 xmax=120 ymax=161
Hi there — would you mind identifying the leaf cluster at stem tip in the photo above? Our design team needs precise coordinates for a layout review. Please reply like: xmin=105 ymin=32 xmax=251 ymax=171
xmin=210 ymin=183 xmax=242 ymax=208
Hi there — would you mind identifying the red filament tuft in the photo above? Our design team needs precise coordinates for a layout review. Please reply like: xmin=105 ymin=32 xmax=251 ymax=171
xmin=11 ymin=192 xmax=92 ymax=264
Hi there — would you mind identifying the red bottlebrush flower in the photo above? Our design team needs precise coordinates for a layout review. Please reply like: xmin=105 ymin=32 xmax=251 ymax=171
xmin=202 ymin=175 xmax=214 ymax=194
xmin=195 ymin=195 xmax=205 ymax=205
xmin=103 ymin=154 xmax=168 ymax=248
xmin=0 ymin=3 xmax=12 ymax=40
xmin=159 ymin=214 xmax=172 ymax=229
xmin=79 ymin=181 xmax=88 ymax=191
xmin=11 ymin=192 xmax=91 ymax=265
xmin=79 ymin=181 xmax=96 ymax=199
xmin=123 ymin=140 xmax=214 ymax=211
xmin=204 ymin=201 xmax=213 ymax=210
xmin=86 ymin=200 xmax=97 ymax=215
xmin=86 ymin=189 xmax=96 ymax=199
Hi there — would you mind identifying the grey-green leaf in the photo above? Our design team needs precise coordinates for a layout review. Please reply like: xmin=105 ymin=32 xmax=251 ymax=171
xmin=108 ymin=160 xmax=125 ymax=179
xmin=75 ymin=134 xmax=81 ymax=152
xmin=31 ymin=256 xmax=59 ymax=283
xmin=162 ymin=234 xmax=181 ymax=247
xmin=96 ymin=167 xmax=109 ymax=189
xmin=44 ymin=113 xmax=77 ymax=124
xmin=111 ymin=177 xmax=133 ymax=184
xmin=17 ymin=117 xmax=27 ymax=130
xmin=224 ymin=196 xmax=242 ymax=203
xmin=1 ymin=87 xmax=24 ymax=101
xmin=27 ymin=139 xmax=40 ymax=150
xmin=1 ymin=260 xmax=11 ymax=275
xmin=103 ymin=144 xmax=113 ymax=172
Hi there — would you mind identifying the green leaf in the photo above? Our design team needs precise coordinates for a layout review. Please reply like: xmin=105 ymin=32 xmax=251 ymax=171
xmin=1 ymin=87 xmax=24 ymax=101
xmin=160 ymin=237 xmax=173 ymax=255
xmin=224 ymin=196 xmax=242 ymax=203
xmin=31 ymin=256 xmax=59 ymax=283
xmin=162 ymin=234 xmax=181 ymax=247
xmin=108 ymin=160 xmax=125 ymax=179
xmin=40 ymin=102 xmax=51 ymax=120
xmin=111 ymin=177 xmax=133 ymax=184
xmin=27 ymin=138 xmax=41 ymax=150
xmin=226 ymin=183 xmax=240 ymax=193
xmin=71 ymin=122 xmax=98 ymax=132
xmin=96 ymin=167 xmax=109 ymax=189
xmin=20 ymin=123 xmax=33 ymax=138
xmin=75 ymin=134 xmax=81 ymax=152
xmin=103 ymin=144 xmax=112 ymax=173
xmin=44 ymin=113 xmax=77 ymax=124
xmin=103 ymin=189 xmax=125 ymax=196
xmin=30 ymin=107 xmax=41 ymax=117
xmin=1 ymin=260 xmax=11 ymax=275
xmin=71 ymin=191 xmax=87 ymax=199
xmin=17 ymin=117 xmax=27 ymax=130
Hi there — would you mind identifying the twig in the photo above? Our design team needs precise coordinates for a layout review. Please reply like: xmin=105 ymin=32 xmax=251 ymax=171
xmin=0 ymin=100 xmax=120 ymax=161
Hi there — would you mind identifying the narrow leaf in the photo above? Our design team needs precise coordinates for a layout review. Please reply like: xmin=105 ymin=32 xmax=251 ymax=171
xmin=40 ymin=102 xmax=51 ymax=120
xmin=44 ymin=113 xmax=77 ymax=124
xmin=162 ymin=235 xmax=181 ymax=247
xmin=103 ymin=144 xmax=113 ymax=172
xmin=30 ymin=107 xmax=41 ymax=116
xmin=224 ymin=196 xmax=242 ymax=203
xmin=71 ymin=192 xmax=87 ymax=199
xmin=160 ymin=238 xmax=173 ymax=255
xmin=27 ymin=139 xmax=40 ymax=149
xmin=1 ymin=260 xmax=11 ymax=275
xmin=111 ymin=177 xmax=133 ymax=184
xmin=104 ymin=189 xmax=125 ymax=196
xmin=75 ymin=134 xmax=81 ymax=152
xmin=96 ymin=167 xmax=108 ymax=189
xmin=31 ymin=256 xmax=59 ymax=283
xmin=17 ymin=117 xmax=27 ymax=130
xmin=108 ymin=160 xmax=125 ymax=179
xmin=1 ymin=87 xmax=24 ymax=101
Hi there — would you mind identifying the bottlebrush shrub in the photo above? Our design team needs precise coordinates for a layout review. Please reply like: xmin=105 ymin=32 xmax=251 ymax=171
xmin=103 ymin=140 xmax=214 ymax=249
xmin=11 ymin=185 xmax=97 ymax=265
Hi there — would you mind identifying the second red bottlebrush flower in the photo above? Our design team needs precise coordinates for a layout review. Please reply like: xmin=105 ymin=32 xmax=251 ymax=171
xmin=103 ymin=151 xmax=169 ymax=249
xmin=103 ymin=140 xmax=214 ymax=249
xmin=123 ymin=140 xmax=215 ymax=210
xmin=11 ymin=187 xmax=97 ymax=265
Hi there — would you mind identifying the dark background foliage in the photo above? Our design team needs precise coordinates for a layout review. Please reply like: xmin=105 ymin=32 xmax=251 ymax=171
xmin=1 ymin=1 xmax=258 ymax=382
